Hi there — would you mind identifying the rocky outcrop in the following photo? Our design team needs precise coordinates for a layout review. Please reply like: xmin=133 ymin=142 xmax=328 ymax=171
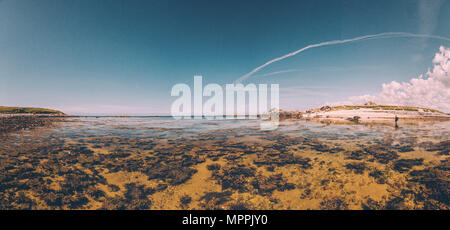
xmin=0 ymin=115 xmax=62 ymax=135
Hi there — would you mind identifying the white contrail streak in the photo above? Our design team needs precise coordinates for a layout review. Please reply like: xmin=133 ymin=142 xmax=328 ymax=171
xmin=235 ymin=32 xmax=450 ymax=83
xmin=253 ymin=69 xmax=303 ymax=78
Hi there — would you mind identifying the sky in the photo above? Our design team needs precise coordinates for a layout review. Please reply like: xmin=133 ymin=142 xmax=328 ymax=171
xmin=0 ymin=0 xmax=449 ymax=115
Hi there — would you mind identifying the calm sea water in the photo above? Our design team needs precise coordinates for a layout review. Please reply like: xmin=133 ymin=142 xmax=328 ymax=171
xmin=22 ymin=116 xmax=450 ymax=142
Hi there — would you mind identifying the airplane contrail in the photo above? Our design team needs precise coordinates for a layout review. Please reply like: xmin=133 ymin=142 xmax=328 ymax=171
xmin=253 ymin=69 xmax=303 ymax=78
xmin=235 ymin=32 xmax=450 ymax=83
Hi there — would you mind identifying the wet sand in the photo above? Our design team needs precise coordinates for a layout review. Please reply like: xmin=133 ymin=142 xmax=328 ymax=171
xmin=0 ymin=117 xmax=448 ymax=210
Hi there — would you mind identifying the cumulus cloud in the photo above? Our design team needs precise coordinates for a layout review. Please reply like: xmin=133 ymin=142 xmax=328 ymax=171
xmin=338 ymin=46 xmax=450 ymax=113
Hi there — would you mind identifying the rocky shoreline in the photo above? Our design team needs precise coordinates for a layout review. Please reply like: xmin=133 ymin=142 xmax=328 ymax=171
xmin=0 ymin=115 xmax=63 ymax=135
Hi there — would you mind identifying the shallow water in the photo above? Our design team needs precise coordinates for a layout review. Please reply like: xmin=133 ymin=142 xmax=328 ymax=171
xmin=0 ymin=117 xmax=449 ymax=209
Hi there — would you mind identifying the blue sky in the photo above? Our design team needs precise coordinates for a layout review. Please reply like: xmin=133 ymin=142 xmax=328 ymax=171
xmin=0 ymin=0 xmax=449 ymax=115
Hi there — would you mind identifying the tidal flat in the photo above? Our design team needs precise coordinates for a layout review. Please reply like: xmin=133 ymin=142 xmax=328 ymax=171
xmin=0 ymin=117 xmax=448 ymax=210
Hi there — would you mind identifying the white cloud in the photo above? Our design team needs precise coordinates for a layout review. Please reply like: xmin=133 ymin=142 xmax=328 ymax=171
xmin=336 ymin=46 xmax=450 ymax=113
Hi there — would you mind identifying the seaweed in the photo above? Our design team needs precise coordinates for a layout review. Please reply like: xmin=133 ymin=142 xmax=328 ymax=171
xmin=101 ymin=183 xmax=153 ymax=210
xmin=211 ymin=164 xmax=256 ymax=192
xmin=369 ymin=169 xmax=388 ymax=184
xmin=228 ymin=199 xmax=252 ymax=210
xmin=361 ymin=198 xmax=383 ymax=210
xmin=393 ymin=158 xmax=424 ymax=173
xmin=199 ymin=191 xmax=232 ymax=210
xmin=364 ymin=145 xmax=399 ymax=164
xmin=251 ymin=174 xmax=295 ymax=196
xmin=254 ymin=152 xmax=311 ymax=168
xmin=179 ymin=195 xmax=192 ymax=209
xmin=384 ymin=197 xmax=408 ymax=210
xmin=320 ymin=197 xmax=349 ymax=210
xmin=345 ymin=162 xmax=367 ymax=174
xmin=423 ymin=140 xmax=450 ymax=156
xmin=408 ymin=167 xmax=449 ymax=208
xmin=305 ymin=139 xmax=344 ymax=153
xmin=206 ymin=163 xmax=221 ymax=171
xmin=346 ymin=150 xmax=365 ymax=160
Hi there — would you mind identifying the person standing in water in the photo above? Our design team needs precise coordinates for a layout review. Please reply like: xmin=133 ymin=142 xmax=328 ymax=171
xmin=395 ymin=115 xmax=399 ymax=129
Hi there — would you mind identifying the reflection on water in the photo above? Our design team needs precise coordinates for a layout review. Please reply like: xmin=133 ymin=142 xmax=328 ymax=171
xmin=0 ymin=117 xmax=449 ymax=209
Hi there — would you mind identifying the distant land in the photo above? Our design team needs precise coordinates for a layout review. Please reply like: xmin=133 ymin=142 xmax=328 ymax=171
xmin=1 ymin=105 xmax=450 ymax=122
xmin=278 ymin=104 xmax=450 ymax=124
xmin=0 ymin=106 xmax=65 ymax=115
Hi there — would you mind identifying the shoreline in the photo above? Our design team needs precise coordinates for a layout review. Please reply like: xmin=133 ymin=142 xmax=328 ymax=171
xmin=278 ymin=105 xmax=450 ymax=124
xmin=2 ymin=104 xmax=450 ymax=135
xmin=0 ymin=114 xmax=63 ymax=135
